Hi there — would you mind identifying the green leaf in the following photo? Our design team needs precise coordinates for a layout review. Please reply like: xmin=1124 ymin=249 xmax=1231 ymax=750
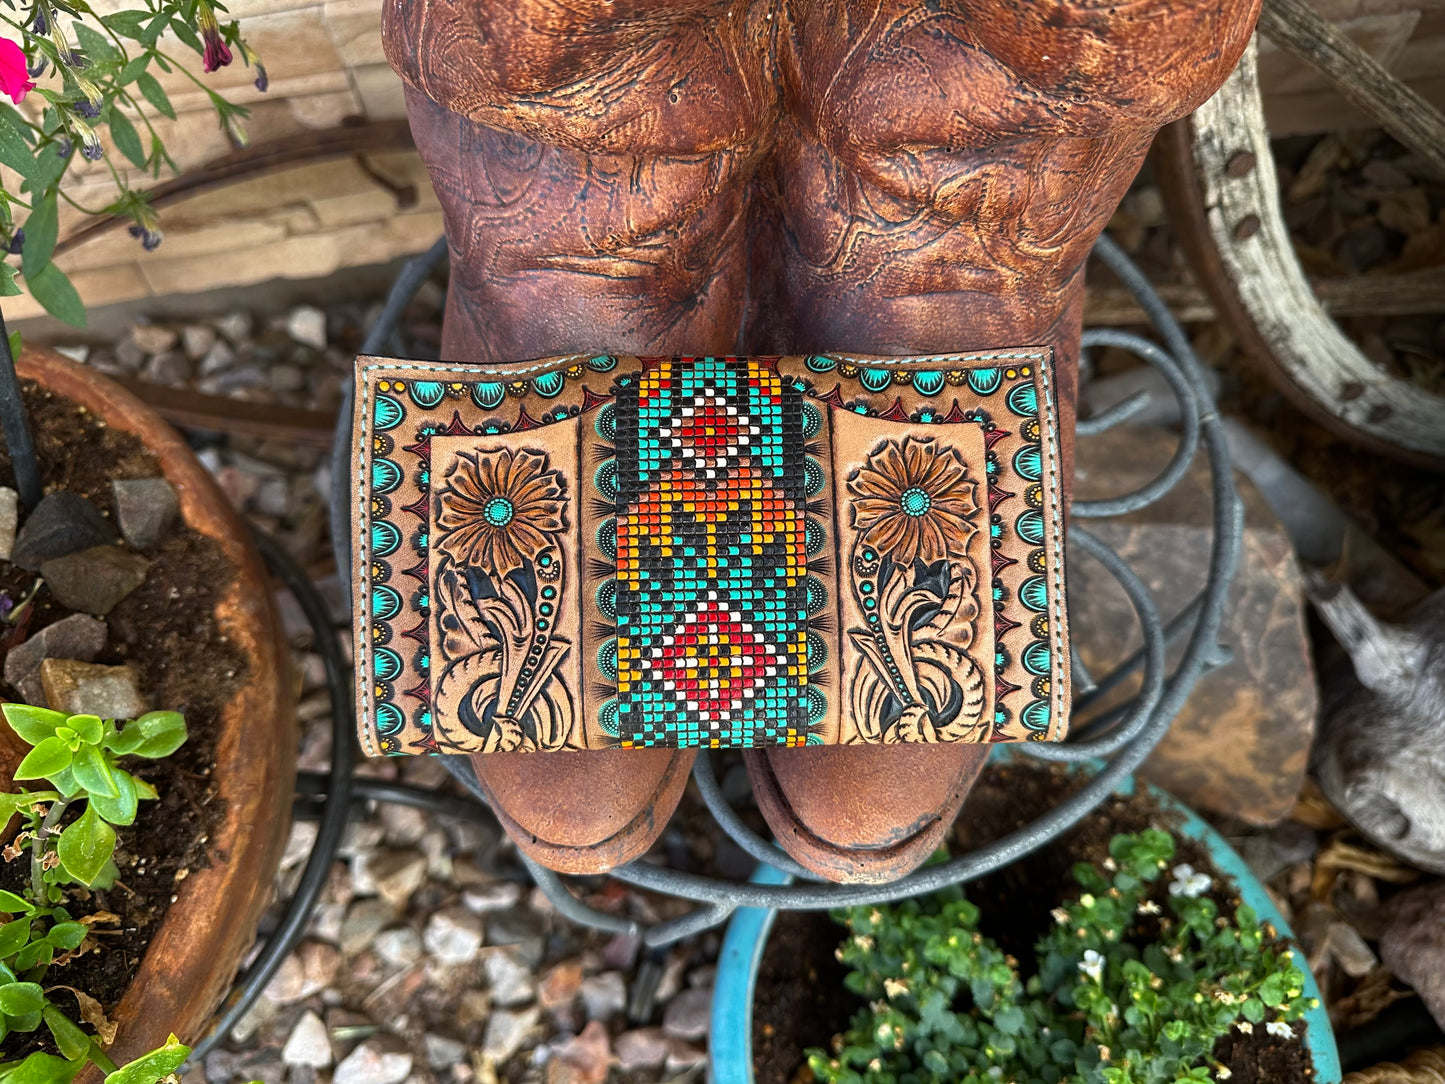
xmin=0 ymin=115 xmax=36 ymax=185
xmin=41 ymin=1006 xmax=90 ymax=1061
xmin=70 ymin=24 xmax=122 ymax=65
xmin=87 ymin=770 xmax=137 ymax=827
xmin=44 ymin=923 xmax=85 ymax=951
xmin=66 ymin=716 xmax=102 ymax=747
xmin=70 ymin=745 xmax=119 ymax=800
xmin=113 ymin=712 xmax=187 ymax=760
xmin=0 ymin=982 xmax=44 ymax=1018
xmin=106 ymin=111 xmax=147 ymax=171
xmin=14 ymin=939 xmax=53 ymax=972
xmin=139 ymin=11 xmax=173 ymax=48
xmin=22 ymin=263 xmax=86 ymax=329
xmin=55 ymin=805 xmax=114 ymax=888
xmin=0 ymin=892 xmax=30 ymax=915
xmin=117 ymin=55 xmax=150 ymax=86
xmin=135 ymin=74 xmax=174 ymax=121
xmin=20 ymin=194 xmax=58 ymax=278
xmin=170 ymin=20 xmax=202 ymax=53
xmin=0 ymin=919 xmax=29 ymax=959
xmin=102 ymin=11 xmax=151 ymax=39
xmin=3 ymin=1051 xmax=84 ymax=1084
xmin=3 ymin=706 xmax=69 ymax=747
xmin=6 ymin=330 xmax=20 ymax=360
xmin=14 ymin=737 xmax=74 ymax=784
xmin=0 ymin=264 xmax=21 ymax=299
xmin=103 ymin=1035 xmax=189 ymax=1084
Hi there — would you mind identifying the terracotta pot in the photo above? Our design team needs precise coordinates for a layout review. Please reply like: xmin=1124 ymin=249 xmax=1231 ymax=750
xmin=12 ymin=347 xmax=296 ymax=1073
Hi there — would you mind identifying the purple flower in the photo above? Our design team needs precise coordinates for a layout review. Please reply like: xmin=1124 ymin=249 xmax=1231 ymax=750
xmin=72 ymin=97 xmax=100 ymax=118
xmin=197 ymin=2 xmax=233 ymax=73
xmin=31 ymin=7 xmax=47 ymax=34
xmin=128 ymin=223 xmax=162 ymax=251
xmin=55 ymin=137 xmax=72 ymax=158
xmin=253 ymin=62 xmax=268 ymax=92
xmin=6 ymin=229 xmax=24 ymax=255
xmin=0 ymin=595 xmax=13 ymax=621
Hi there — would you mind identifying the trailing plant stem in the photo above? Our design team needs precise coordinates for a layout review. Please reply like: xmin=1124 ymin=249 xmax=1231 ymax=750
xmin=30 ymin=797 xmax=69 ymax=902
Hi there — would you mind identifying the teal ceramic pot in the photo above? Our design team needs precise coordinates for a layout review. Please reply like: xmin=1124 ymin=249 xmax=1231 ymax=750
xmin=708 ymin=772 xmax=1341 ymax=1084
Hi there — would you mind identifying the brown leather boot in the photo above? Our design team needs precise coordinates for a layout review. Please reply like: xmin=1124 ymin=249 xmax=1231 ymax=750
xmin=739 ymin=0 xmax=1258 ymax=883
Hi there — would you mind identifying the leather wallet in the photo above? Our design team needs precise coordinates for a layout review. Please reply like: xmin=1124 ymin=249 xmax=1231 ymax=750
xmin=351 ymin=351 xmax=1069 ymax=755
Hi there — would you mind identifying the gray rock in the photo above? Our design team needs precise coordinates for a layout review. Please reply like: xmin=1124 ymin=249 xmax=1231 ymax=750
xmin=141 ymin=350 xmax=191 ymax=386
xmin=1380 ymin=881 xmax=1445 ymax=1030
xmin=579 ymin=972 xmax=626 ymax=1022
xmin=380 ymin=802 xmax=428 ymax=845
xmin=111 ymin=478 xmax=178 ymax=551
xmin=481 ymin=1006 xmax=540 ymax=1063
xmin=355 ymin=847 xmax=427 ymax=910
xmin=0 ymin=486 xmax=17 ymax=561
xmin=665 ymin=1039 xmax=706 ymax=1074
xmin=423 ymin=908 xmax=483 ymax=966
xmin=423 ymin=1034 xmax=468 ymax=1070
xmin=486 ymin=910 xmax=545 ymax=968
xmin=614 ymin=1028 xmax=669 ymax=1072
xmin=263 ymin=953 xmax=310 ymax=1005
xmin=10 ymin=492 xmax=117 ymax=571
xmin=283 ymin=1011 xmax=334 ymax=1069
xmin=180 ymin=324 xmax=217 ymax=359
xmin=661 ymin=987 xmax=711 ymax=1041
xmin=270 ymin=364 xmax=306 ymax=394
xmin=129 ymin=322 xmax=177 ymax=355
xmin=41 ymin=545 xmax=149 ymax=615
xmin=199 ymin=339 xmax=236 ymax=376
xmin=114 ymin=339 xmax=145 ymax=372
xmin=39 ymin=659 xmax=147 ymax=718
xmin=286 ymin=305 xmax=328 ymax=349
xmin=215 ymin=310 xmax=254 ymax=345
xmin=483 ymin=947 xmax=537 ymax=1007
xmin=462 ymin=881 xmax=523 ymax=915
xmin=373 ymin=926 xmax=423 ymax=969
xmin=339 ymin=898 xmax=397 ymax=956
xmin=4 ymin=614 xmax=107 ymax=706
xmin=333 ymin=1042 xmax=412 ymax=1084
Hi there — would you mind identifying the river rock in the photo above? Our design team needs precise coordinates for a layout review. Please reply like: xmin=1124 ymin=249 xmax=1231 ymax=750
xmin=483 ymin=946 xmax=537 ymax=1007
xmin=661 ymin=987 xmax=711 ymax=1041
xmin=356 ymin=848 xmax=427 ymax=910
xmin=4 ymin=613 xmax=107 ymax=706
xmin=373 ymin=926 xmax=423 ymax=969
xmin=129 ymin=322 xmax=177 ymax=355
xmin=615 ymin=1028 xmax=670 ymax=1071
xmin=579 ymin=972 xmax=626 ymax=1022
xmin=41 ymin=545 xmax=149 ymax=616
xmin=181 ymin=324 xmax=217 ymax=359
xmin=111 ymin=478 xmax=178 ymax=550
xmin=286 ymin=305 xmax=327 ymax=349
xmin=424 ymin=908 xmax=483 ymax=966
xmin=1379 ymin=881 xmax=1445 ymax=1030
xmin=39 ymin=659 xmax=147 ymax=718
xmin=339 ymin=898 xmax=397 ymax=956
xmin=548 ymin=1020 xmax=611 ymax=1084
xmin=481 ymin=1006 xmax=540 ymax=1063
xmin=0 ymin=486 xmax=17 ymax=560
xmin=423 ymin=1034 xmax=467 ymax=1069
xmin=282 ymin=1011 xmax=333 ymax=1069
xmin=1069 ymin=426 xmax=1317 ymax=825
xmin=333 ymin=1042 xmax=412 ymax=1084
xmin=10 ymin=492 xmax=116 ymax=571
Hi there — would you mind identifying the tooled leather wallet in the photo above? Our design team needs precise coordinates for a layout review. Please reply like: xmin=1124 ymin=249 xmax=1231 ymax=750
xmin=350 ymin=351 xmax=1069 ymax=755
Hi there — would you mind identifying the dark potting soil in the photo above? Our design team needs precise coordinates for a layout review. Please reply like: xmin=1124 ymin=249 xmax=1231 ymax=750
xmin=0 ymin=380 xmax=244 ymax=1053
xmin=751 ymin=760 xmax=1316 ymax=1084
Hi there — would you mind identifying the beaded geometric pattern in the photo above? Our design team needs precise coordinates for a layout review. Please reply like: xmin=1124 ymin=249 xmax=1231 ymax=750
xmin=607 ymin=357 xmax=818 ymax=748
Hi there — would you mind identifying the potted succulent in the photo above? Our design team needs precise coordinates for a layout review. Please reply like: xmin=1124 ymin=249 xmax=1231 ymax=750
xmin=711 ymin=759 xmax=1343 ymax=1084
xmin=0 ymin=346 xmax=294 ymax=1080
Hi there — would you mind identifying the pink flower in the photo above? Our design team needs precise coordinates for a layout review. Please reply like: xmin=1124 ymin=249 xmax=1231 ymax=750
xmin=0 ymin=39 xmax=36 ymax=104
xmin=197 ymin=2 xmax=233 ymax=73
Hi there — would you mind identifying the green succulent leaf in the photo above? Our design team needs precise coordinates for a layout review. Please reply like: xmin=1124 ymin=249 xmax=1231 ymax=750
xmin=0 ymin=891 xmax=31 ymax=915
xmin=41 ymin=1006 xmax=91 ymax=1061
xmin=2 ymin=1051 xmax=85 ymax=1084
xmin=0 ymin=982 xmax=44 ymax=1018
xmin=12 ymin=737 xmax=73 ymax=783
xmin=65 ymin=716 xmax=103 ymax=747
xmin=103 ymin=1034 xmax=190 ymax=1084
xmin=1 ymin=706 xmax=69 ymax=747
xmin=70 ymin=744 xmax=120 ymax=800
xmin=0 ymin=918 xmax=31 ymax=959
xmin=88 ymin=769 xmax=138 ymax=827
xmin=109 ymin=711 xmax=187 ymax=760
xmin=55 ymin=805 xmax=115 ymax=888
xmin=45 ymin=924 xmax=86 ymax=952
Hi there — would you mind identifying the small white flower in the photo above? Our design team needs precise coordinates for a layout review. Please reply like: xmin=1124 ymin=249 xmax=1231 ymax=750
xmin=1078 ymin=949 xmax=1104 ymax=983
xmin=1266 ymin=1020 xmax=1293 ymax=1038
xmin=1169 ymin=863 xmax=1212 ymax=898
xmin=1103 ymin=857 xmax=1118 ymax=871
xmin=1137 ymin=899 xmax=1162 ymax=915
xmin=1236 ymin=1021 xmax=1253 ymax=1034
xmin=1052 ymin=907 xmax=1070 ymax=925
xmin=1218 ymin=1067 xmax=1232 ymax=1080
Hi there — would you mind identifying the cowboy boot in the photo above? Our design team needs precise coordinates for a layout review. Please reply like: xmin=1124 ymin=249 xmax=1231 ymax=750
xmin=740 ymin=0 xmax=1260 ymax=883
xmin=382 ymin=0 xmax=776 ymax=872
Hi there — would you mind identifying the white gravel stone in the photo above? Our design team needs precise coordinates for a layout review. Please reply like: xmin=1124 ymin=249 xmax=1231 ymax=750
xmin=423 ymin=1033 xmax=468 ymax=1069
xmin=340 ymin=898 xmax=398 ymax=956
xmin=461 ymin=881 xmax=523 ymax=915
xmin=481 ymin=1006 xmax=540 ymax=1063
xmin=286 ymin=305 xmax=328 ymax=349
xmin=282 ymin=1011 xmax=333 ymax=1068
xmin=333 ymin=1042 xmax=413 ymax=1084
xmin=181 ymin=323 xmax=217 ymax=359
xmin=661 ymin=987 xmax=711 ymax=1041
xmin=424 ymin=908 xmax=484 ymax=966
xmin=614 ymin=1028 xmax=669 ymax=1071
xmin=579 ymin=971 xmax=627 ymax=1022
xmin=482 ymin=947 xmax=537 ymax=1007
xmin=215 ymin=310 xmax=253 ymax=344
xmin=374 ymin=926 xmax=424 ymax=969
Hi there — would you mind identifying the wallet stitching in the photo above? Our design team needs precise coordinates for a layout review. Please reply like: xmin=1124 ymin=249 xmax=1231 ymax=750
xmin=356 ymin=382 xmax=378 ymax=757
xmin=820 ymin=351 xmax=1049 ymax=366
xmin=360 ymin=356 xmax=591 ymax=377
xmin=1036 ymin=352 xmax=1067 ymax=736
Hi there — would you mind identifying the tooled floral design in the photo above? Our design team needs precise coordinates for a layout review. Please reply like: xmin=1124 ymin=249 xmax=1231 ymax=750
xmin=847 ymin=436 xmax=978 ymax=566
xmin=435 ymin=448 xmax=568 ymax=575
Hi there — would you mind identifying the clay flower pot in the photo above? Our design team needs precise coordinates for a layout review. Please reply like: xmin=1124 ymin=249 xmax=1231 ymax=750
xmin=710 ymin=762 xmax=1343 ymax=1084
xmin=12 ymin=347 xmax=295 ymax=1072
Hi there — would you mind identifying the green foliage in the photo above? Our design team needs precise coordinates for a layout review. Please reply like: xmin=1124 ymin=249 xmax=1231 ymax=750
xmin=808 ymin=830 xmax=1317 ymax=1084
xmin=0 ymin=0 xmax=263 ymax=326
xmin=0 ymin=704 xmax=192 ymax=1083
